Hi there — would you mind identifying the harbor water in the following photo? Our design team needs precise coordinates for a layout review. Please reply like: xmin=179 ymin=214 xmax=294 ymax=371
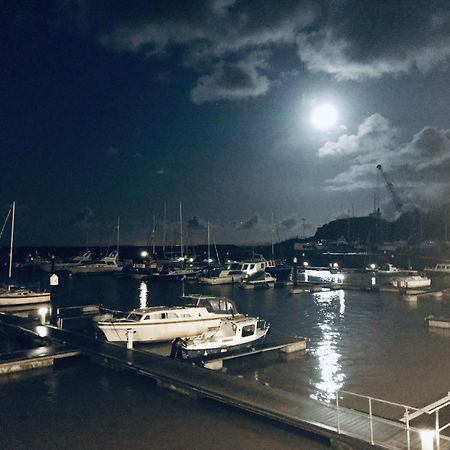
xmin=2 ymin=270 xmax=450 ymax=448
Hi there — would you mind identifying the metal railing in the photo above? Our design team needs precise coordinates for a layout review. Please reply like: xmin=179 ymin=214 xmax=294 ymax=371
xmin=335 ymin=389 xmax=450 ymax=450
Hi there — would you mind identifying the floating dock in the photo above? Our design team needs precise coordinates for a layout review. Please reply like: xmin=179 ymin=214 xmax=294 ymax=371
xmin=0 ymin=344 xmax=80 ymax=374
xmin=426 ymin=315 xmax=450 ymax=329
xmin=2 ymin=311 xmax=450 ymax=449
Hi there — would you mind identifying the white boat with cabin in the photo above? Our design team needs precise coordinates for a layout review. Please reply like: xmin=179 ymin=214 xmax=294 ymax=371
xmin=171 ymin=316 xmax=270 ymax=360
xmin=390 ymin=274 xmax=431 ymax=289
xmin=376 ymin=263 xmax=404 ymax=275
xmin=199 ymin=268 xmax=244 ymax=285
xmin=239 ymin=271 xmax=277 ymax=289
xmin=239 ymin=255 xmax=291 ymax=281
xmin=96 ymin=296 xmax=239 ymax=343
xmin=40 ymin=250 xmax=92 ymax=273
xmin=70 ymin=251 xmax=122 ymax=274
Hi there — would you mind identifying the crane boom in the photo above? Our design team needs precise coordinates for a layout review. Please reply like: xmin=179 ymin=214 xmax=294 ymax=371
xmin=376 ymin=164 xmax=403 ymax=212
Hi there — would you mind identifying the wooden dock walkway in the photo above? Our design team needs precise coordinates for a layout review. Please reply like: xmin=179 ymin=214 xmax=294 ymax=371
xmin=1 ymin=313 xmax=449 ymax=450
xmin=0 ymin=344 xmax=81 ymax=374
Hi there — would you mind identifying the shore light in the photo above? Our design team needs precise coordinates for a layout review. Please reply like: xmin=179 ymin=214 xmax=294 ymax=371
xmin=140 ymin=251 xmax=148 ymax=258
xmin=38 ymin=307 xmax=48 ymax=325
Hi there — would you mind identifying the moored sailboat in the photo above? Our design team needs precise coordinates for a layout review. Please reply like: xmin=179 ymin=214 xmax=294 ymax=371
xmin=0 ymin=202 xmax=50 ymax=306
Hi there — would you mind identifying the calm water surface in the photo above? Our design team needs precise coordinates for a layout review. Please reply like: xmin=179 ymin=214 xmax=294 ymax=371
xmin=2 ymin=270 xmax=450 ymax=448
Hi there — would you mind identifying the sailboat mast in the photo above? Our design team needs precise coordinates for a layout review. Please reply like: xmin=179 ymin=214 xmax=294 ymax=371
xmin=162 ymin=202 xmax=166 ymax=255
xmin=179 ymin=201 xmax=183 ymax=259
xmin=116 ymin=216 xmax=120 ymax=256
xmin=152 ymin=215 xmax=156 ymax=255
xmin=8 ymin=201 xmax=15 ymax=283
xmin=271 ymin=212 xmax=275 ymax=259
xmin=207 ymin=220 xmax=211 ymax=262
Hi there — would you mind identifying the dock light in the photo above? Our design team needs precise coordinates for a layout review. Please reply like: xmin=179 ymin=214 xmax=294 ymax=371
xmin=38 ymin=307 xmax=48 ymax=325
xmin=303 ymin=261 xmax=309 ymax=267
xmin=332 ymin=262 xmax=339 ymax=269
xmin=36 ymin=325 xmax=48 ymax=338
xmin=140 ymin=251 xmax=148 ymax=258
xmin=207 ymin=258 xmax=213 ymax=263
xmin=419 ymin=429 xmax=435 ymax=450
xmin=369 ymin=263 xmax=376 ymax=270
xmin=189 ymin=257 xmax=194 ymax=263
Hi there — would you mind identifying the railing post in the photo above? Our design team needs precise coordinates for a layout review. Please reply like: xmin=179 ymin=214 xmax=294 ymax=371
xmin=405 ymin=407 xmax=410 ymax=450
xmin=336 ymin=391 xmax=341 ymax=434
xmin=369 ymin=397 xmax=374 ymax=445
xmin=126 ymin=328 xmax=134 ymax=350
xmin=436 ymin=410 xmax=440 ymax=450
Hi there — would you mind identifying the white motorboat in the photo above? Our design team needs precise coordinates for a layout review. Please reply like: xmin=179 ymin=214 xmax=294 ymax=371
xmin=239 ymin=255 xmax=291 ymax=282
xmin=150 ymin=267 xmax=200 ymax=281
xmin=390 ymin=274 xmax=431 ymax=289
xmin=376 ymin=263 xmax=404 ymax=275
xmin=40 ymin=250 xmax=92 ymax=273
xmin=0 ymin=202 xmax=50 ymax=306
xmin=239 ymin=271 xmax=277 ymax=289
xmin=96 ymin=296 xmax=239 ymax=343
xmin=70 ymin=251 xmax=123 ymax=275
xmin=171 ymin=316 xmax=270 ymax=360
xmin=199 ymin=268 xmax=244 ymax=285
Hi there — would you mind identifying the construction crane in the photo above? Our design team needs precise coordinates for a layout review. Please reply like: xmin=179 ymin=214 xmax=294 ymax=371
xmin=376 ymin=164 xmax=403 ymax=212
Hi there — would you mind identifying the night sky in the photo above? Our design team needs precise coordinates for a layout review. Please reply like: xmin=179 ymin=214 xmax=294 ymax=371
xmin=2 ymin=1 xmax=450 ymax=247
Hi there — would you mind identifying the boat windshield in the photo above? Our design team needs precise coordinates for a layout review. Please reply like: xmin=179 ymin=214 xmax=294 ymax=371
xmin=198 ymin=297 xmax=237 ymax=314
xmin=126 ymin=313 xmax=143 ymax=321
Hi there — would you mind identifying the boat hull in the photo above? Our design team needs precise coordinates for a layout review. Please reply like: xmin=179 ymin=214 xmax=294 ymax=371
xmin=200 ymin=275 xmax=243 ymax=285
xmin=70 ymin=266 xmax=123 ymax=275
xmin=179 ymin=331 xmax=268 ymax=360
xmin=0 ymin=292 xmax=51 ymax=306
xmin=97 ymin=317 xmax=222 ymax=343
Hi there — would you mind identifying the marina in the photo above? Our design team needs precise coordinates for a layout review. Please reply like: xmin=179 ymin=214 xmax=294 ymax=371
xmin=2 ymin=266 xmax=450 ymax=449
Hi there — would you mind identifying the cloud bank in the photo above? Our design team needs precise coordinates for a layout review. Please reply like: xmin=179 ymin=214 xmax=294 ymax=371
xmin=59 ymin=0 xmax=450 ymax=102
xmin=319 ymin=115 xmax=450 ymax=213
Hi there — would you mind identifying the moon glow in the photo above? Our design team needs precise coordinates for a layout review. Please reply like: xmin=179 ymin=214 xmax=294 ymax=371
xmin=311 ymin=103 xmax=338 ymax=130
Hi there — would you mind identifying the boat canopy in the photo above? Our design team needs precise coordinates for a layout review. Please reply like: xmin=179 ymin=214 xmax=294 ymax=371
xmin=196 ymin=296 xmax=237 ymax=314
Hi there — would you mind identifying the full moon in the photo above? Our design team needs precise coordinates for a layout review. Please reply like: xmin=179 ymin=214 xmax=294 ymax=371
xmin=311 ymin=103 xmax=338 ymax=130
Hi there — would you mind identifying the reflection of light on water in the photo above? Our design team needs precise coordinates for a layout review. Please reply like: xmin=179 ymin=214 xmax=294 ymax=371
xmin=312 ymin=290 xmax=345 ymax=315
xmin=310 ymin=290 xmax=346 ymax=402
xmin=304 ymin=269 xmax=344 ymax=284
xmin=139 ymin=281 xmax=149 ymax=308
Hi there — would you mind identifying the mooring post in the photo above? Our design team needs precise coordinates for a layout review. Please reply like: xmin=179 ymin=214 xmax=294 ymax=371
xmin=126 ymin=328 xmax=134 ymax=349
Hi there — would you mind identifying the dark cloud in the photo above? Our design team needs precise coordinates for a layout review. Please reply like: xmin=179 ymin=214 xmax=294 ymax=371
xmin=191 ymin=52 xmax=269 ymax=103
xmin=280 ymin=217 xmax=298 ymax=230
xmin=57 ymin=1 xmax=450 ymax=101
xmin=297 ymin=0 xmax=450 ymax=80
xmin=64 ymin=207 xmax=94 ymax=227
xmin=187 ymin=216 xmax=206 ymax=230
xmin=237 ymin=214 xmax=259 ymax=230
